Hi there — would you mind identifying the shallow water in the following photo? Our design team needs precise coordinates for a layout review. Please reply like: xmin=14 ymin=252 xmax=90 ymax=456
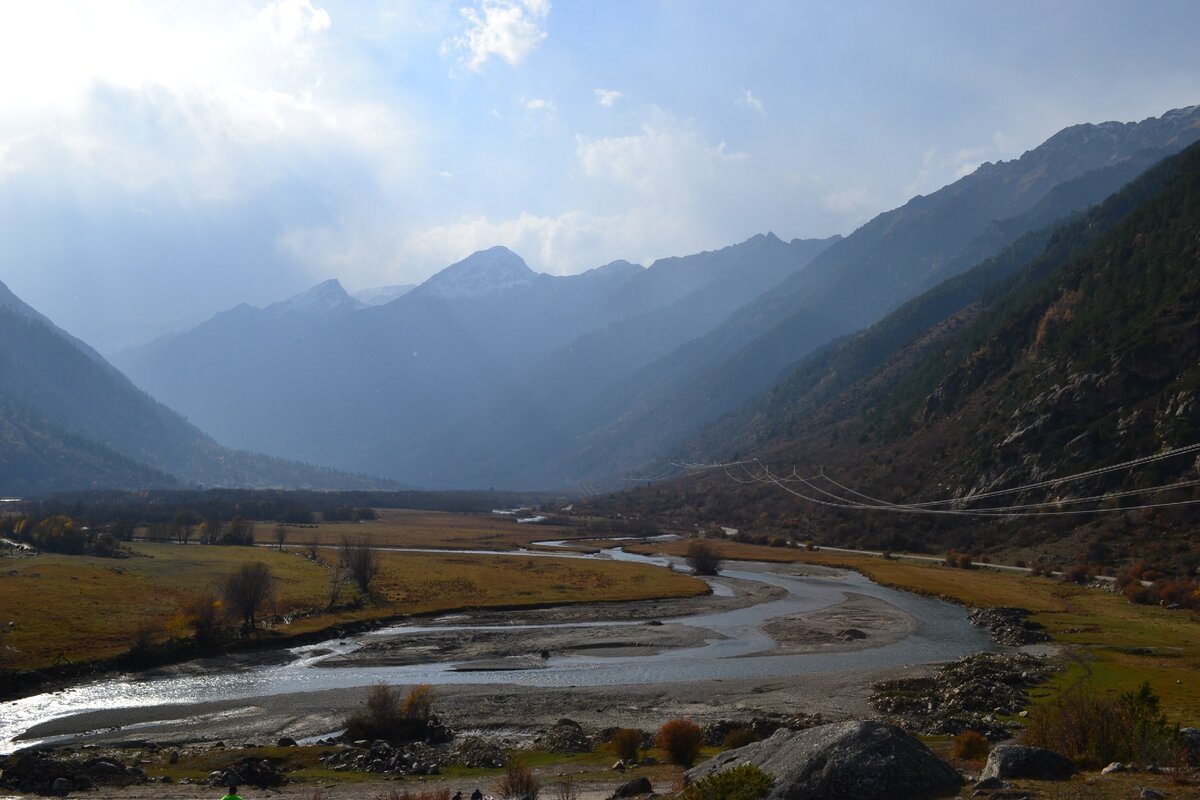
xmin=0 ymin=548 xmax=991 ymax=752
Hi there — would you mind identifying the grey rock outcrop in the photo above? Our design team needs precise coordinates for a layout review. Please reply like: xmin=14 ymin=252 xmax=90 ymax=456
xmin=979 ymin=744 xmax=1075 ymax=781
xmin=685 ymin=720 xmax=962 ymax=800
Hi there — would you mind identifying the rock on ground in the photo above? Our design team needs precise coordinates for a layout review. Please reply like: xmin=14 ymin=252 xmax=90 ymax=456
xmin=979 ymin=743 xmax=1075 ymax=781
xmin=685 ymin=720 xmax=962 ymax=800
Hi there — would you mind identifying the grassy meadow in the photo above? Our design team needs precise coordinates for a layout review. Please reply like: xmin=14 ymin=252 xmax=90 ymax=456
xmin=252 ymin=508 xmax=592 ymax=551
xmin=0 ymin=517 xmax=705 ymax=674
xmin=632 ymin=539 xmax=1200 ymax=725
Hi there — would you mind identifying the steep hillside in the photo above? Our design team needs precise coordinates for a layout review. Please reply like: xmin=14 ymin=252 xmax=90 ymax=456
xmin=599 ymin=141 xmax=1200 ymax=571
xmin=118 ymin=235 xmax=832 ymax=483
xmin=557 ymin=107 xmax=1200 ymax=486
xmin=0 ymin=280 xmax=390 ymax=494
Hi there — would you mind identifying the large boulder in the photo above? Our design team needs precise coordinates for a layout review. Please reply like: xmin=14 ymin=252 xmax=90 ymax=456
xmin=685 ymin=721 xmax=962 ymax=800
xmin=979 ymin=744 xmax=1075 ymax=781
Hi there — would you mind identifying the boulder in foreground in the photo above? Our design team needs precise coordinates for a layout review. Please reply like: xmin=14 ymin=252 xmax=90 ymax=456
xmin=685 ymin=720 xmax=962 ymax=800
xmin=979 ymin=743 xmax=1075 ymax=781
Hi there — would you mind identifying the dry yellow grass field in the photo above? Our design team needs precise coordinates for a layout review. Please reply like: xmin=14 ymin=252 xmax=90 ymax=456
xmin=253 ymin=508 xmax=592 ymax=551
xmin=0 ymin=533 xmax=705 ymax=673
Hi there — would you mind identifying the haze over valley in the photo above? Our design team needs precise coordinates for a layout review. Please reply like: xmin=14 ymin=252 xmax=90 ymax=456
xmin=4 ymin=4 xmax=1200 ymax=799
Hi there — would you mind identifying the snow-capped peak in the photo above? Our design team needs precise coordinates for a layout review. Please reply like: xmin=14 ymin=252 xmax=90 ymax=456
xmin=411 ymin=246 xmax=536 ymax=299
xmin=268 ymin=279 xmax=365 ymax=315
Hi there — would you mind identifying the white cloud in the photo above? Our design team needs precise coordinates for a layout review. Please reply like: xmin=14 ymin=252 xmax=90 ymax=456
xmin=594 ymin=88 xmax=623 ymax=108
xmin=575 ymin=119 xmax=747 ymax=200
xmin=821 ymin=187 xmax=871 ymax=215
xmin=523 ymin=97 xmax=555 ymax=112
xmin=905 ymin=130 xmax=1019 ymax=197
xmin=447 ymin=0 xmax=550 ymax=71
xmin=738 ymin=89 xmax=764 ymax=113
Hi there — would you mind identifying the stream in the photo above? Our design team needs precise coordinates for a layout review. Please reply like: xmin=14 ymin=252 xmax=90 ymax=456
xmin=0 ymin=545 xmax=992 ymax=752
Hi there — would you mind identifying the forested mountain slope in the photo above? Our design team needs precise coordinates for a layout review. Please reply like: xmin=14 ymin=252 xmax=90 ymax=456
xmin=552 ymin=107 xmax=1200 ymax=487
xmin=597 ymin=141 xmax=1200 ymax=573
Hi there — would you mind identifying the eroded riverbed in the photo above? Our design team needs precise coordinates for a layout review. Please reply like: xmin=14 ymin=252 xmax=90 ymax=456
xmin=1 ymin=549 xmax=993 ymax=752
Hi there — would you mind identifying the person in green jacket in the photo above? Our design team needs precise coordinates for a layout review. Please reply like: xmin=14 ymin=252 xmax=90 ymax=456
xmin=220 ymin=785 xmax=243 ymax=800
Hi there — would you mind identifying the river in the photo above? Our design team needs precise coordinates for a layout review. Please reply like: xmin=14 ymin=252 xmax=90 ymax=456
xmin=0 ymin=545 xmax=992 ymax=752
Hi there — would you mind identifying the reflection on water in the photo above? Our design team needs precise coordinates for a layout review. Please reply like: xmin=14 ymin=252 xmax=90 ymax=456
xmin=0 ymin=548 xmax=991 ymax=752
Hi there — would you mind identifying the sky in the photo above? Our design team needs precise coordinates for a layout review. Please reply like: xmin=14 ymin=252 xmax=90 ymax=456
xmin=1 ymin=0 xmax=1199 ymax=352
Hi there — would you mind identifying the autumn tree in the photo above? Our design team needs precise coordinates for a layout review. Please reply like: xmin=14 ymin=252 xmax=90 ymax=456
xmin=341 ymin=536 xmax=381 ymax=596
xmin=222 ymin=562 xmax=275 ymax=633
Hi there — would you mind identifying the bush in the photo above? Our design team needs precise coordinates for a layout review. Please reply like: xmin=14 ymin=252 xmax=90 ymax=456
xmin=656 ymin=719 xmax=705 ymax=767
xmin=180 ymin=592 xmax=226 ymax=650
xmin=344 ymin=683 xmax=428 ymax=743
xmin=402 ymin=684 xmax=435 ymax=725
xmin=494 ymin=761 xmax=540 ymax=800
xmin=374 ymin=790 xmax=450 ymax=800
xmin=609 ymin=728 xmax=643 ymax=762
xmin=686 ymin=540 xmax=722 ymax=576
xmin=951 ymin=729 xmax=990 ymax=761
xmin=1024 ymin=682 xmax=1180 ymax=768
xmin=679 ymin=764 xmax=773 ymax=800
xmin=722 ymin=726 xmax=759 ymax=749
xmin=548 ymin=774 xmax=578 ymax=800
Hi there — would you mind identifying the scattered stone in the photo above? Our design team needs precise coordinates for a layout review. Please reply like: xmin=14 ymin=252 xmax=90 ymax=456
xmin=0 ymin=753 xmax=150 ymax=796
xmin=980 ymin=744 xmax=1075 ymax=781
xmin=1139 ymin=790 xmax=1166 ymax=800
xmin=974 ymin=776 xmax=1004 ymax=790
xmin=1102 ymin=762 xmax=1126 ymax=774
xmin=871 ymin=652 xmax=1052 ymax=737
xmin=968 ymin=608 xmax=1051 ymax=646
xmin=701 ymin=713 xmax=821 ymax=745
xmin=277 ymin=736 xmax=298 ymax=747
xmin=610 ymin=776 xmax=653 ymax=798
xmin=612 ymin=760 xmax=627 ymax=772
xmin=687 ymin=720 xmax=962 ymax=800
xmin=203 ymin=756 xmax=286 ymax=788
xmin=453 ymin=736 xmax=508 ymax=769
xmin=538 ymin=719 xmax=593 ymax=753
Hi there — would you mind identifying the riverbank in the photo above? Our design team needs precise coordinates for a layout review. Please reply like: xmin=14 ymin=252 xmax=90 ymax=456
xmin=4 ymin=558 xmax=987 ymax=755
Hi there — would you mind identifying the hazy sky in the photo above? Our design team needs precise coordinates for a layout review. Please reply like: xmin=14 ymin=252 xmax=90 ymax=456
xmin=2 ymin=0 xmax=1199 ymax=351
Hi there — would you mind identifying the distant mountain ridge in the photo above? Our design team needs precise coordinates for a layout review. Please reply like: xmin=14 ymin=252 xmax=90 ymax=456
xmin=527 ymin=105 xmax=1200 ymax=487
xmin=117 ymin=233 xmax=835 ymax=480
xmin=0 ymin=279 xmax=393 ymax=495
xmin=111 ymin=105 xmax=1200 ymax=491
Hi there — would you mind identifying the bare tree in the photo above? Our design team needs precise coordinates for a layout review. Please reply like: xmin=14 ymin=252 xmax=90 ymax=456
xmin=273 ymin=524 xmax=288 ymax=551
xmin=222 ymin=562 xmax=275 ymax=633
xmin=340 ymin=536 xmax=381 ymax=596
xmin=686 ymin=539 xmax=723 ymax=576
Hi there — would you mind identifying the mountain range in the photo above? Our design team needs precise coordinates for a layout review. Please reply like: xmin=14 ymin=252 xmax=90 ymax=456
xmin=0 ymin=278 xmax=393 ymax=495
xmin=7 ymin=105 xmax=1200 ymax=499
xmin=596 ymin=130 xmax=1200 ymax=569
xmin=109 ymin=105 xmax=1200 ymax=490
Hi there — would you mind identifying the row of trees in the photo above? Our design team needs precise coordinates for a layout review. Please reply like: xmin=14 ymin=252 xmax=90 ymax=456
xmin=181 ymin=536 xmax=383 ymax=646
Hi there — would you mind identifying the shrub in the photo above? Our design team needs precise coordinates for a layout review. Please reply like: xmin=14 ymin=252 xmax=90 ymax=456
xmin=344 ymin=683 xmax=428 ymax=743
xmin=679 ymin=764 xmax=773 ymax=800
xmin=609 ymin=728 xmax=643 ymax=762
xmin=180 ymin=592 xmax=226 ymax=649
xmin=549 ymin=774 xmax=578 ymax=800
xmin=1024 ymin=682 xmax=1180 ymax=768
xmin=722 ymin=726 xmax=759 ymax=749
xmin=656 ymin=719 xmax=705 ymax=767
xmin=402 ymin=684 xmax=435 ymax=725
xmin=495 ymin=761 xmax=540 ymax=800
xmin=951 ymin=729 xmax=990 ymax=761
xmin=374 ymin=790 xmax=450 ymax=800
xmin=686 ymin=540 xmax=722 ymax=576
